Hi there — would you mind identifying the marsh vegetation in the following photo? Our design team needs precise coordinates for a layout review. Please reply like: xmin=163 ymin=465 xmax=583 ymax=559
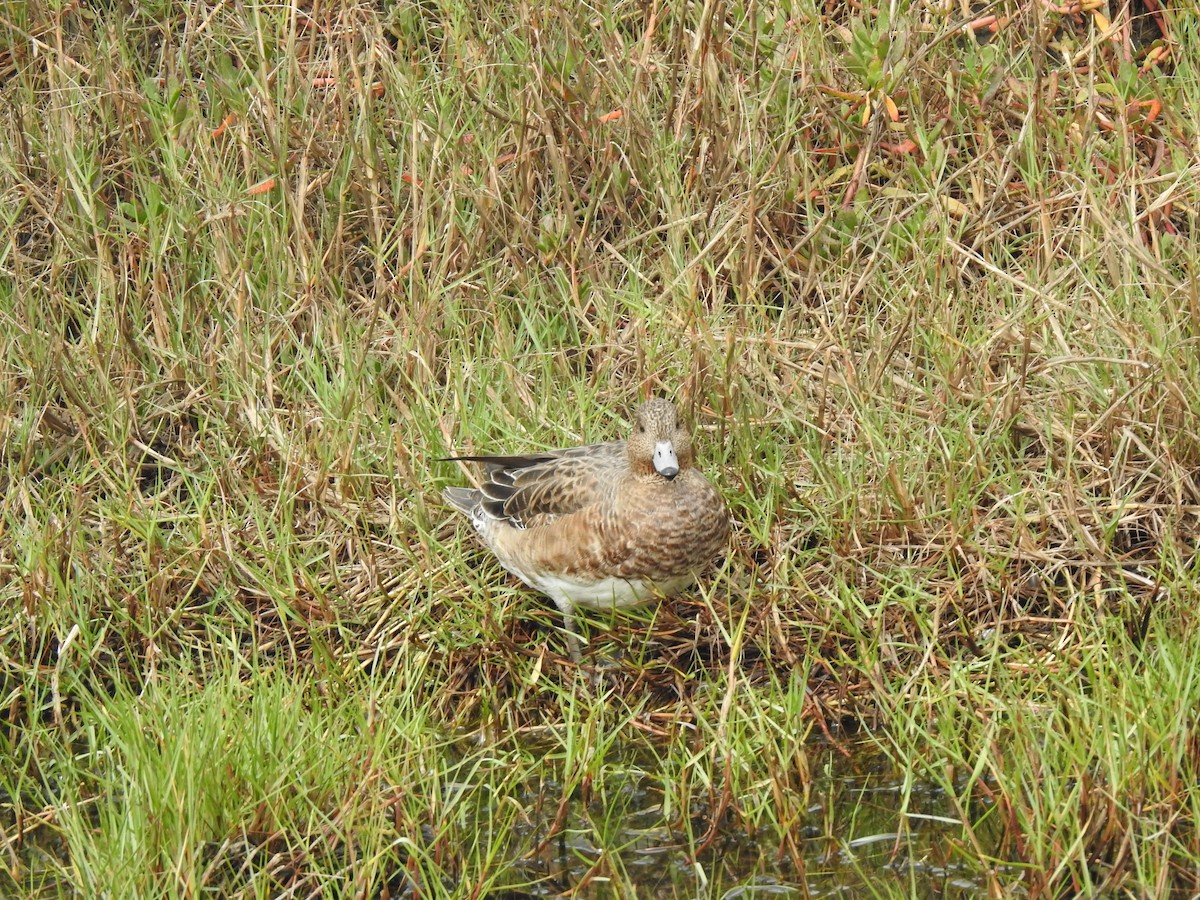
xmin=2 ymin=0 xmax=1198 ymax=895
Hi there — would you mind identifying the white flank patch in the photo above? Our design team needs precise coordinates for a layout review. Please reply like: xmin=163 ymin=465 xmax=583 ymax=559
xmin=533 ymin=572 xmax=694 ymax=610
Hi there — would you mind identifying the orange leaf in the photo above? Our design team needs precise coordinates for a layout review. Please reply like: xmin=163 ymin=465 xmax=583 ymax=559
xmin=248 ymin=177 xmax=276 ymax=196
xmin=1140 ymin=45 xmax=1170 ymax=73
xmin=211 ymin=113 xmax=235 ymax=139
xmin=967 ymin=14 xmax=1000 ymax=33
xmin=818 ymin=86 xmax=865 ymax=102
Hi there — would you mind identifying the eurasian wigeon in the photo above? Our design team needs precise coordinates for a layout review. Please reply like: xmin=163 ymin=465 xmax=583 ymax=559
xmin=443 ymin=398 xmax=729 ymax=660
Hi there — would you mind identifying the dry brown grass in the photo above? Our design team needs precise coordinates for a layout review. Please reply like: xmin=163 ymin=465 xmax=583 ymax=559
xmin=2 ymin=0 xmax=1199 ymax=895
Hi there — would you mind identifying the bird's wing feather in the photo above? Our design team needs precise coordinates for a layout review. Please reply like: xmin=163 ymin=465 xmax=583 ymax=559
xmin=447 ymin=440 xmax=626 ymax=527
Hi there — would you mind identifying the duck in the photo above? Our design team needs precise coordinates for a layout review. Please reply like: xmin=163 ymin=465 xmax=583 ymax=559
xmin=443 ymin=398 xmax=729 ymax=660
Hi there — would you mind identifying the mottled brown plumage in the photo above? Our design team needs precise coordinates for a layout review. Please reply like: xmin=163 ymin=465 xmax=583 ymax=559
xmin=443 ymin=398 xmax=729 ymax=659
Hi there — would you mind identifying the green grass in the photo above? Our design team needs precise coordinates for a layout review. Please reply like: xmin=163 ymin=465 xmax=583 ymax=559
xmin=2 ymin=0 xmax=1199 ymax=895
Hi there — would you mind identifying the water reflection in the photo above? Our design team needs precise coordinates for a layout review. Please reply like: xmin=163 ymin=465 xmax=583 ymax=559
xmin=504 ymin=739 xmax=1009 ymax=898
xmin=1 ymin=739 xmax=1011 ymax=897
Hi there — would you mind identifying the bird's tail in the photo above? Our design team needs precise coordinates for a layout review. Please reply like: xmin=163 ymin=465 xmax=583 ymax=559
xmin=443 ymin=486 xmax=482 ymax=516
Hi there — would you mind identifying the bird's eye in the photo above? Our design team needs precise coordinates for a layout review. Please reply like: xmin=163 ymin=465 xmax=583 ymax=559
xmin=638 ymin=424 xmax=645 ymax=433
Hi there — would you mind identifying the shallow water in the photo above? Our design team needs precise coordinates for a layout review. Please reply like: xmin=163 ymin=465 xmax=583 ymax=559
xmin=499 ymin=738 xmax=1013 ymax=898
xmin=1 ymin=738 xmax=1013 ymax=897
